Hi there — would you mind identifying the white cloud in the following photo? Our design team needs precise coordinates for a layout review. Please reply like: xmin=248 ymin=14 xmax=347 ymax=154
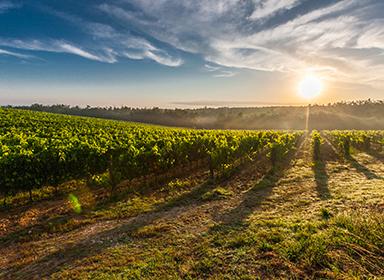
xmin=0 ymin=33 xmax=182 ymax=66
xmin=40 ymin=6 xmax=183 ymax=66
xmin=58 ymin=42 xmax=105 ymax=62
xmin=357 ymin=21 xmax=384 ymax=49
xmin=0 ymin=49 xmax=34 ymax=59
xmin=213 ymin=71 xmax=237 ymax=78
xmin=144 ymin=50 xmax=182 ymax=67
xmin=249 ymin=0 xmax=301 ymax=20
xmin=3 ymin=0 xmax=383 ymax=87
xmin=204 ymin=64 xmax=221 ymax=72
xmin=99 ymin=0 xmax=384 ymax=88
xmin=203 ymin=64 xmax=237 ymax=77
xmin=0 ymin=38 xmax=114 ymax=62
xmin=122 ymin=49 xmax=182 ymax=66
xmin=0 ymin=4 xmax=182 ymax=67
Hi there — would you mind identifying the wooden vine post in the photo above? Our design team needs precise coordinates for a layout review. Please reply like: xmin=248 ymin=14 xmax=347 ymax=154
xmin=208 ymin=153 xmax=214 ymax=180
xmin=108 ymin=161 xmax=117 ymax=196
xmin=343 ymin=137 xmax=350 ymax=156
xmin=363 ymin=135 xmax=371 ymax=151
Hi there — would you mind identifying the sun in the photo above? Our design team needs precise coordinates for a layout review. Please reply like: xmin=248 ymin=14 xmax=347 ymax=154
xmin=299 ymin=76 xmax=322 ymax=99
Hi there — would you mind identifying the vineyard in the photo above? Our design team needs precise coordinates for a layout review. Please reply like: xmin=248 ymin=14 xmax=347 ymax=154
xmin=0 ymin=108 xmax=302 ymax=202
xmin=1 ymin=108 xmax=384 ymax=279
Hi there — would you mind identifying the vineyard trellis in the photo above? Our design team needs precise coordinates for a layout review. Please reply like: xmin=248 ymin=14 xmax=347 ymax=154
xmin=0 ymin=108 xmax=303 ymax=200
xmin=323 ymin=130 xmax=384 ymax=156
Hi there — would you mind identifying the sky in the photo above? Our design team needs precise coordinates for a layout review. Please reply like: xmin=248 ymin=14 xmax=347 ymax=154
xmin=0 ymin=0 xmax=383 ymax=108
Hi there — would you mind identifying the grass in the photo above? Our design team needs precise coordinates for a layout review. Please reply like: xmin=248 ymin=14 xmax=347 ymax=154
xmin=0 ymin=180 xmax=82 ymax=212
xmin=1 ymin=137 xmax=384 ymax=279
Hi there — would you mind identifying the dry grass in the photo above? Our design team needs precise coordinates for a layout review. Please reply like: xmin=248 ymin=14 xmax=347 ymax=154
xmin=1 ymin=136 xmax=384 ymax=279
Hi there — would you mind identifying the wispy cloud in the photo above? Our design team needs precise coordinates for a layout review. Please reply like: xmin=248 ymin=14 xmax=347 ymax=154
xmin=0 ymin=38 xmax=113 ymax=62
xmin=249 ymin=0 xmax=301 ymax=20
xmin=0 ymin=49 xmax=34 ymax=59
xmin=204 ymin=64 xmax=221 ymax=72
xmin=58 ymin=42 xmax=106 ymax=62
xmin=75 ymin=5 xmax=183 ymax=67
xmin=8 ymin=4 xmax=183 ymax=67
xmin=0 ymin=1 xmax=20 ymax=13
xmin=203 ymin=64 xmax=237 ymax=78
xmin=213 ymin=71 xmax=237 ymax=78
xmin=0 ymin=34 xmax=182 ymax=66
xmin=2 ymin=0 xmax=384 ymax=88
xmin=99 ymin=0 xmax=384 ymax=88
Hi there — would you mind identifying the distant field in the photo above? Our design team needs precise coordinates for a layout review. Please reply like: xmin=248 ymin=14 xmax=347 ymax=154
xmin=11 ymin=99 xmax=384 ymax=130
xmin=1 ymin=108 xmax=384 ymax=279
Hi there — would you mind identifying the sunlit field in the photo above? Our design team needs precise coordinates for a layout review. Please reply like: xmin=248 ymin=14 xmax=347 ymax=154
xmin=1 ymin=109 xmax=384 ymax=279
xmin=2 ymin=1 xmax=384 ymax=279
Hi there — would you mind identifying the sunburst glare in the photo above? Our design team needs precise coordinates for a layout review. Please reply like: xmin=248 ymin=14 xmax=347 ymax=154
xmin=299 ymin=76 xmax=322 ymax=99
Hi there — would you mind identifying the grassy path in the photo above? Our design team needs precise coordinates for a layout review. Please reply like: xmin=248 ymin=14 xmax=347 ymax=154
xmin=1 ymin=136 xmax=384 ymax=279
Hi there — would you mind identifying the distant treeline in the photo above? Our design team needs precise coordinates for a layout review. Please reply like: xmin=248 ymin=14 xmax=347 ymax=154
xmin=7 ymin=99 xmax=384 ymax=130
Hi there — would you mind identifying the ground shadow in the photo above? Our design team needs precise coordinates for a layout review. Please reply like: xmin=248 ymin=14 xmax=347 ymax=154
xmin=322 ymin=136 xmax=383 ymax=180
xmin=320 ymin=137 xmax=344 ymax=163
xmin=2 ymin=157 xmax=264 ymax=279
xmin=0 ymin=172 xmax=208 ymax=279
xmin=367 ymin=149 xmax=384 ymax=166
xmin=211 ymin=171 xmax=281 ymax=227
xmin=5 ymin=194 xmax=200 ymax=278
xmin=312 ymin=161 xmax=331 ymax=200
xmin=211 ymin=136 xmax=304 ymax=228
xmin=117 ymin=158 xmax=210 ymax=198
xmin=1 ymin=138 xmax=306 ymax=279
xmin=346 ymin=155 xmax=383 ymax=180
xmin=157 ymin=148 xmax=271 ymax=213
xmin=311 ymin=139 xmax=333 ymax=200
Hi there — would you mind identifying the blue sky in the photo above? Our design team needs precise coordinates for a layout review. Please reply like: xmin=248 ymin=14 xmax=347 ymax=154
xmin=0 ymin=0 xmax=383 ymax=108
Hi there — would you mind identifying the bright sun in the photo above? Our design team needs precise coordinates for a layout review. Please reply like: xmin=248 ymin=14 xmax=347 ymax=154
xmin=299 ymin=76 xmax=322 ymax=99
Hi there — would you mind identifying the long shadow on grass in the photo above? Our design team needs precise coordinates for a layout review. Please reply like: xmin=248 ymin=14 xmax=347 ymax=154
xmin=312 ymin=161 xmax=331 ymax=200
xmin=367 ymin=149 xmax=384 ymax=166
xmin=323 ymin=137 xmax=382 ymax=180
xmin=7 ymin=171 xmax=229 ymax=278
xmin=212 ymin=170 xmax=282 ymax=227
xmin=20 ymin=154 xmax=275 ymax=278
xmin=6 ymin=146 xmax=298 ymax=278
xmin=311 ymin=138 xmax=332 ymax=200
xmin=345 ymin=155 xmax=383 ymax=180
xmin=321 ymin=137 xmax=344 ymax=163
xmin=155 ymin=147 xmax=272 ymax=213
xmin=212 ymin=138 xmax=303 ymax=227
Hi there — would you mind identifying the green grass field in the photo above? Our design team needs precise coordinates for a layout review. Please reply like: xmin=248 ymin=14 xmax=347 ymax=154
xmin=1 ymin=136 xmax=384 ymax=279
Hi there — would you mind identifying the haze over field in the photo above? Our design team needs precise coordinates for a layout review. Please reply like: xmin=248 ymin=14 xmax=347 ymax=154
xmin=0 ymin=0 xmax=384 ymax=108
xmin=12 ymin=99 xmax=384 ymax=130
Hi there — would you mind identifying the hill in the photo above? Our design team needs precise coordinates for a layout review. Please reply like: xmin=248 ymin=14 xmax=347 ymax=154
xmin=8 ymin=99 xmax=384 ymax=130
